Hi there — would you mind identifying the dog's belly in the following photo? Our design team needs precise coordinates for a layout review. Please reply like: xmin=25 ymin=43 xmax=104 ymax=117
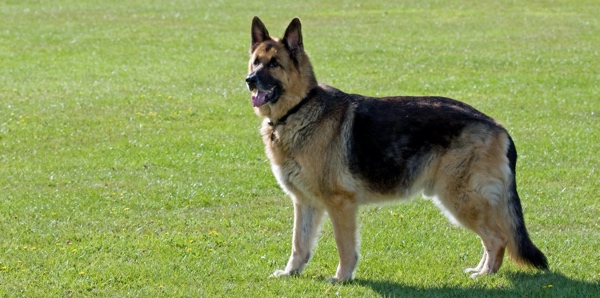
xmin=269 ymin=146 xmax=434 ymax=206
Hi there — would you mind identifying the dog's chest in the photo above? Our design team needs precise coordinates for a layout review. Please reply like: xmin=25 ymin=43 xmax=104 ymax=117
xmin=262 ymin=122 xmax=329 ymax=195
xmin=261 ymin=119 xmax=314 ymax=162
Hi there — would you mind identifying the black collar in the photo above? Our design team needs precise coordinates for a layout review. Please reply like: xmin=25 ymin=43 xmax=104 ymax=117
xmin=268 ymin=88 xmax=318 ymax=127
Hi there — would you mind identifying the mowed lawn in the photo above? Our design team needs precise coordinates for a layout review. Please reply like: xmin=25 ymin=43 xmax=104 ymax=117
xmin=1 ymin=0 xmax=598 ymax=296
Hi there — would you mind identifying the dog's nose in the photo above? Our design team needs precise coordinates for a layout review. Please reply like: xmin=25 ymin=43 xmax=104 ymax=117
xmin=245 ymin=74 xmax=257 ymax=90
xmin=245 ymin=74 xmax=257 ymax=84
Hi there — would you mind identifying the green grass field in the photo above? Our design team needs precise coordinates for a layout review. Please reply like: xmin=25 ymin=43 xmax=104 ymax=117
xmin=1 ymin=0 xmax=598 ymax=296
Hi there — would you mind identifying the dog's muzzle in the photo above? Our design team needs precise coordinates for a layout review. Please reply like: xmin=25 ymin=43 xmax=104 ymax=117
xmin=245 ymin=72 xmax=282 ymax=107
xmin=245 ymin=73 xmax=258 ymax=91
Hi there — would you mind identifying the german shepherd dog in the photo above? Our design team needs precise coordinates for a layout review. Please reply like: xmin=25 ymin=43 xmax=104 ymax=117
xmin=245 ymin=16 xmax=548 ymax=281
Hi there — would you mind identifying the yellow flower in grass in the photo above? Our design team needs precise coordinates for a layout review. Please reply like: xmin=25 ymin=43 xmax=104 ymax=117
xmin=208 ymin=230 xmax=219 ymax=236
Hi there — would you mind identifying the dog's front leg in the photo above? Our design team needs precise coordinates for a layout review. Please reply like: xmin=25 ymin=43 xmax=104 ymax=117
xmin=327 ymin=197 xmax=359 ymax=282
xmin=271 ymin=201 xmax=324 ymax=278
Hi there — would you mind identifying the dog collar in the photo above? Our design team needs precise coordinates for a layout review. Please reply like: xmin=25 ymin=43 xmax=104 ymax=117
xmin=268 ymin=87 xmax=318 ymax=127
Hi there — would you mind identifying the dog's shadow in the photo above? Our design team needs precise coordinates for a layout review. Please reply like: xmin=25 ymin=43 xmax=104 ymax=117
xmin=352 ymin=272 xmax=599 ymax=297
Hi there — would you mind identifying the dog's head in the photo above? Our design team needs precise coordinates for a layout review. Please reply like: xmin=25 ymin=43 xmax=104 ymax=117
xmin=246 ymin=17 xmax=316 ymax=119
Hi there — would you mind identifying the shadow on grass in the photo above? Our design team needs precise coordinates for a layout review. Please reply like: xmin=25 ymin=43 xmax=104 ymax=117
xmin=353 ymin=272 xmax=600 ymax=297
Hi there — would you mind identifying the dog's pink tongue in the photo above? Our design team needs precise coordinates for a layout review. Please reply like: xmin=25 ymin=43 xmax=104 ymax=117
xmin=252 ymin=91 xmax=267 ymax=107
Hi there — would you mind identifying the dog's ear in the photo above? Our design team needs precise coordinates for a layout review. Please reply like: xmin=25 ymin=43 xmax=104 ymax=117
xmin=251 ymin=16 xmax=270 ymax=52
xmin=282 ymin=18 xmax=303 ymax=56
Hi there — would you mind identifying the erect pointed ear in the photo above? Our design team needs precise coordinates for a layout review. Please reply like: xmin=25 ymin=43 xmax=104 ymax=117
xmin=251 ymin=16 xmax=270 ymax=52
xmin=282 ymin=18 xmax=303 ymax=56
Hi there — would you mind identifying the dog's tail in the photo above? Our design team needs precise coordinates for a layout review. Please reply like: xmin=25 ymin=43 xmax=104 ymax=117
xmin=504 ymin=136 xmax=549 ymax=270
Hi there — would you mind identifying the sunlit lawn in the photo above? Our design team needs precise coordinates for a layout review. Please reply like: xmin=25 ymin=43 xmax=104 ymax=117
xmin=0 ymin=0 xmax=598 ymax=296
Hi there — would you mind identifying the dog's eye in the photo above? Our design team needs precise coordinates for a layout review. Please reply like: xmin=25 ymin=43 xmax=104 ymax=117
xmin=269 ymin=59 xmax=280 ymax=68
xmin=253 ymin=59 xmax=260 ymax=66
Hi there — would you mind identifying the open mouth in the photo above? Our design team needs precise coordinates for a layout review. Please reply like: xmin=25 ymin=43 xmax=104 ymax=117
xmin=251 ymin=86 xmax=281 ymax=107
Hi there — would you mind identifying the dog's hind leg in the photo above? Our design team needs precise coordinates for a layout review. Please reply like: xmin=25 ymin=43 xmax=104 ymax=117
xmin=435 ymin=190 xmax=509 ymax=278
xmin=467 ymin=223 xmax=507 ymax=278
xmin=271 ymin=201 xmax=325 ymax=278
xmin=431 ymin=129 xmax=515 ymax=277
xmin=431 ymin=167 xmax=510 ymax=277
xmin=465 ymin=244 xmax=487 ymax=274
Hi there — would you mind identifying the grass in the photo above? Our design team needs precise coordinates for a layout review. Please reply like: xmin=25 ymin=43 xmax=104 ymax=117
xmin=1 ymin=0 xmax=598 ymax=296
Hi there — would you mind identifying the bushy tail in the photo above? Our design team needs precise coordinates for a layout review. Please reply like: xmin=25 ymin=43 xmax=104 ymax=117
xmin=505 ymin=136 xmax=549 ymax=270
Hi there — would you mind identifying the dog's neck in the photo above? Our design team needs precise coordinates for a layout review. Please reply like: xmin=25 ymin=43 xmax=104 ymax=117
xmin=268 ymin=87 xmax=318 ymax=127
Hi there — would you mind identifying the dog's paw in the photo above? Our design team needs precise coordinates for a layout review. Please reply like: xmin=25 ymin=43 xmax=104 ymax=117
xmin=465 ymin=268 xmax=483 ymax=279
xmin=466 ymin=268 xmax=492 ymax=279
xmin=326 ymin=275 xmax=352 ymax=283
xmin=269 ymin=269 xmax=289 ymax=278
xmin=269 ymin=269 xmax=299 ymax=278
xmin=469 ymin=272 xmax=480 ymax=279
xmin=464 ymin=267 xmax=479 ymax=274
